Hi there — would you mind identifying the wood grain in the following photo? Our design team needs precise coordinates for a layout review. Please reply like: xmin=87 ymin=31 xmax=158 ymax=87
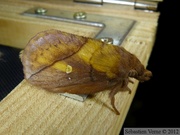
xmin=0 ymin=0 xmax=160 ymax=134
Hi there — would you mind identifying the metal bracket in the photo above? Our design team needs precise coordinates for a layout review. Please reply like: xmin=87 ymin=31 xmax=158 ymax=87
xmin=60 ymin=93 xmax=88 ymax=102
xmin=22 ymin=7 xmax=135 ymax=46
xmin=22 ymin=7 xmax=136 ymax=101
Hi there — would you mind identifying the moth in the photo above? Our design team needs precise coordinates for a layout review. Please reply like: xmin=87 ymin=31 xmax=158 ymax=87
xmin=21 ymin=29 xmax=152 ymax=115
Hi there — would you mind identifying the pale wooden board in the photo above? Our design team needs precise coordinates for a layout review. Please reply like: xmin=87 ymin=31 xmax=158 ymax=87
xmin=0 ymin=80 xmax=138 ymax=135
xmin=0 ymin=0 xmax=160 ymax=134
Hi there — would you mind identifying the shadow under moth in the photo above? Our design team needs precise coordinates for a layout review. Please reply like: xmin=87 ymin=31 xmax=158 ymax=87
xmin=21 ymin=29 xmax=152 ymax=115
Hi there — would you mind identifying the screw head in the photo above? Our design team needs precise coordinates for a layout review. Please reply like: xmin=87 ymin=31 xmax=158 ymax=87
xmin=73 ymin=12 xmax=87 ymax=20
xmin=100 ymin=37 xmax=113 ymax=44
xmin=35 ymin=8 xmax=47 ymax=14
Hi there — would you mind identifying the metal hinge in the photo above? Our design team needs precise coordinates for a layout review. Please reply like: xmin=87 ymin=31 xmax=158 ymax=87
xmin=74 ymin=0 xmax=161 ymax=12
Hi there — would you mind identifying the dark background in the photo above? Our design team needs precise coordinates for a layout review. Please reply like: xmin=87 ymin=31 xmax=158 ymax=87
xmin=0 ymin=0 xmax=179 ymax=133
xmin=121 ymin=0 xmax=179 ymax=133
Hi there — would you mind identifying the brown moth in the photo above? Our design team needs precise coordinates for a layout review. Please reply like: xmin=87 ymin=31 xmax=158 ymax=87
xmin=21 ymin=29 xmax=152 ymax=115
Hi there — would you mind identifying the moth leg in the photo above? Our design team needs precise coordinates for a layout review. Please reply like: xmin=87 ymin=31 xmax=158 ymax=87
xmin=126 ymin=86 xmax=132 ymax=94
xmin=109 ymin=85 xmax=121 ymax=115
xmin=109 ymin=78 xmax=133 ymax=115
xmin=129 ymin=78 xmax=134 ymax=84
xmin=121 ymin=78 xmax=132 ymax=94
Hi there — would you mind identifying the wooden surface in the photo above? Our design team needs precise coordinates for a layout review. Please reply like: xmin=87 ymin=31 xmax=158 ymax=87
xmin=0 ymin=0 xmax=160 ymax=135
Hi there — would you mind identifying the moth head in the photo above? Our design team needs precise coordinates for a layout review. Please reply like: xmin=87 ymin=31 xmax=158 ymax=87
xmin=136 ymin=68 xmax=152 ymax=82
xmin=128 ymin=65 xmax=152 ymax=82
xmin=127 ymin=54 xmax=152 ymax=82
